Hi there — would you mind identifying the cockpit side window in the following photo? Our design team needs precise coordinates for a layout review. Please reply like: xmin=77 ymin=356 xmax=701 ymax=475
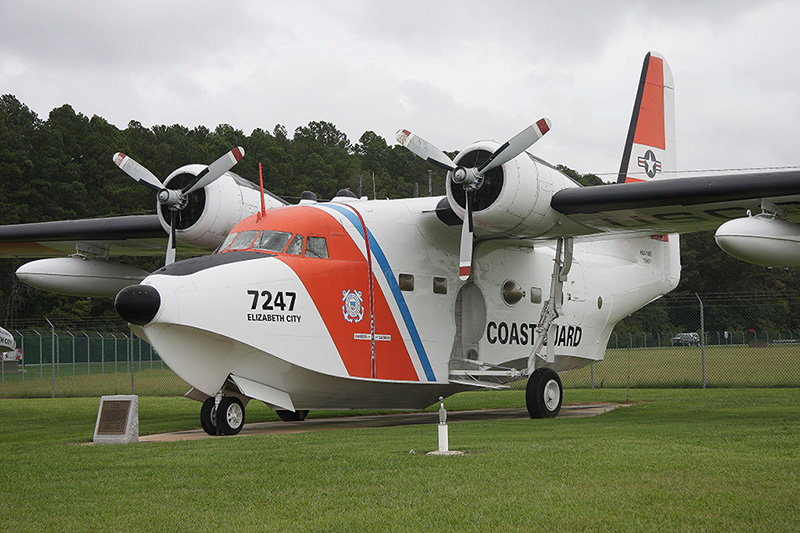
xmin=255 ymin=231 xmax=292 ymax=252
xmin=285 ymin=234 xmax=305 ymax=255
xmin=305 ymin=236 xmax=329 ymax=258
xmin=216 ymin=232 xmax=238 ymax=253
xmin=227 ymin=230 xmax=260 ymax=251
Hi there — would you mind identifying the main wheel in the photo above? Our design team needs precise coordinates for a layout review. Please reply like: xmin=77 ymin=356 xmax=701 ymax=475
xmin=216 ymin=396 xmax=245 ymax=435
xmin=276 ymin=409 xmax=309 ymax=422
xmin=526 ymin=368 xmax=563 ymax=419
xmin=200 ymin=396 xmax=218 ymax=435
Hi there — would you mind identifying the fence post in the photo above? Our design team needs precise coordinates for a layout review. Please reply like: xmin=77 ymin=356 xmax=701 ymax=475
xmin=696 ymin=293 xmax=706 ymax=389
xmin=46 ymin=319 xmax=55 ymax=399
xmin=83 ymin=331 xmax=90 ymax=376
xmin=129 ymin=331 xmax=135 ymax=395
xmin=98 ymin=333 xmax=105 ymax=375
xmin=67 ymin=331 xmax=75 ymax=377
xmin=111 ymin=333 xmax=118 ymax=373
xmin=33 ymin=330 xmax=42 ymax=379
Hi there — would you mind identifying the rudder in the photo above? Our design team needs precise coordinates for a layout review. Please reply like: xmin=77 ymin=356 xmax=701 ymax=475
xmin=617 ymin=52 xmax=676 ymax=183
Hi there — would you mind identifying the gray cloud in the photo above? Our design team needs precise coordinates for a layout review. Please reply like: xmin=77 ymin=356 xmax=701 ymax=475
xmin=2 ymin=0 xmax=798 ymax=178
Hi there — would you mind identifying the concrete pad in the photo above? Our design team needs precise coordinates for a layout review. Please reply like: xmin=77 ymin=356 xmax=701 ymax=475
xmin=140 ymin=403 xmax=625 ymax=443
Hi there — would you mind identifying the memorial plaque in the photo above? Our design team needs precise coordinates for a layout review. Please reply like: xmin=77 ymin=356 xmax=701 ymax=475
xmin=97 ymin=400 xmax=131 ymax=435
xmin=94 ymin=395 xmax=138 ymax=444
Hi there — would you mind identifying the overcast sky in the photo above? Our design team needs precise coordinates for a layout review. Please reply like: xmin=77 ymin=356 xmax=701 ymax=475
xmin=2 ymin=0 xmax=799 ymax=180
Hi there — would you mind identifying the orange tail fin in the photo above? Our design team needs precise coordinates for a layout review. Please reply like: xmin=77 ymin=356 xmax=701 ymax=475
xmin=617 ymin=52 xmax=676 ymax=183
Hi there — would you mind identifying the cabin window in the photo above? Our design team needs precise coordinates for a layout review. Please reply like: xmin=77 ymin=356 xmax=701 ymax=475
xmin=255 ymin=231 xmax=292 ymax=252
xmin=216 ymin=232 xmax=238 ymax=253
xmin=228 ymin=230 xmax=260 ymax=250
xmin=286 ymin=234 xmax=305 ymax=255
xmin=530 ymin=287 xmax=542 ymax=304
xmin=433 ymin=277 xmax=447 ymax=295
xmin=399 ymin=274 xmax=414 ymax=291
xmin=305 ymin=236 xmax=329 ymax=258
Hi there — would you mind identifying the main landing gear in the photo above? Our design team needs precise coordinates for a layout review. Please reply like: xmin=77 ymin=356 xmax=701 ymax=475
xmin=200 ymin=396 xmax=246 ymax=436
xmin=526 ymin=367 xmax=563 ymax=419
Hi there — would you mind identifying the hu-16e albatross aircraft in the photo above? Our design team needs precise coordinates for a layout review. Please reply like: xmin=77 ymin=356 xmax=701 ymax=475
xmin=3 ymin=51 xmax=800 ymax=435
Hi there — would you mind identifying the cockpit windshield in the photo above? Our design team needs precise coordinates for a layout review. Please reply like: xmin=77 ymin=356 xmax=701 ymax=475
xmin=255 ymin=231 xmax=292 ymax=252
xmin=227 ymin=230 xmax=260 ymax=251
xmin=217 ymin=229 xmax=328 ymax=259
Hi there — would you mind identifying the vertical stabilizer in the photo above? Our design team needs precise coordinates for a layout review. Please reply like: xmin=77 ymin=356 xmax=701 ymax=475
xmin=617 ymin=52 xmax=676 ymax=183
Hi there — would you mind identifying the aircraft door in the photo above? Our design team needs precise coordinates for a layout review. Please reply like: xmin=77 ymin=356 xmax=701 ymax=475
xmin=450 ymin=282 xmax=487 ymax=366
xmin=564 ymin=261 xmax=586 ymax=324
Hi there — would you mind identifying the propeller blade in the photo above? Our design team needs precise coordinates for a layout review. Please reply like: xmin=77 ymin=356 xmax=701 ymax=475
xmin=396 ymin=129 xmax=456 ymax=171
xmin=112 ymin=152 xmax=163 ymax=191
xmin=182 ymin=146 xmax=245 ymax=195
xmin=477 ymin=118 xmax=552 ymax=174
xmin=459 ymin=189 xmax=475 ymax=281
xmin=165 ymin=209 xmax=177 ymax=266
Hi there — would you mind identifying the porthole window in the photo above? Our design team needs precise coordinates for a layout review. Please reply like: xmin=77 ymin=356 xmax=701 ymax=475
xmin=502 ymin=280 xmax=524 ymax=305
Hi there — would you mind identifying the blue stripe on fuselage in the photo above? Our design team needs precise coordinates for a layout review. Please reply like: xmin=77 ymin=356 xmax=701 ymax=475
xmin=323 ymin=204 xmax=436 ymax=381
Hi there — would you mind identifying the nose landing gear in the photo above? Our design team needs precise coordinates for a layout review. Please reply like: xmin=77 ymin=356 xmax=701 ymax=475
xmin=200 ymin=395 xmax=246 ymax=435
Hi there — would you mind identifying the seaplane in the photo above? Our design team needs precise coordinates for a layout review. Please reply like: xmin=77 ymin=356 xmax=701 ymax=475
xmin=4 ymin=52 xmax=800 ymax=435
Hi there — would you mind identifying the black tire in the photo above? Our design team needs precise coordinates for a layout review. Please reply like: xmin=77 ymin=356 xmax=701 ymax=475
xmin=526 ymin=368 xmax=563 ymax=419
xmin=200 ymin=396 xmax=218 ymax=435
xmin=216 ymin=396 xmax=245 ymax=435
xmin=276 ymin=409 xmax=309 ymax=422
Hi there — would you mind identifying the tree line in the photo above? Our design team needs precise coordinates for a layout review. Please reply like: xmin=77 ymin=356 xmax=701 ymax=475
xmin=1 ymin=94 xmax=797 ymax=332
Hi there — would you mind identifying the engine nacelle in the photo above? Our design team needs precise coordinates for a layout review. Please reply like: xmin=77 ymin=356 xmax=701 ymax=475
xmin=446 ymin=141 xmax=577 ymax=238
xmin=715 ymin=215 xmax=800 ymax=267
xmin=160 ymin=165 xmax=285 ymax=250
xmin=16 ymin=256 xmax=149 ymax=297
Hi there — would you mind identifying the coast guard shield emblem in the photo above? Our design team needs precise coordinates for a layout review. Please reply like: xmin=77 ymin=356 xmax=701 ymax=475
xmin=342 ymin=289 xmax=365 ymax=323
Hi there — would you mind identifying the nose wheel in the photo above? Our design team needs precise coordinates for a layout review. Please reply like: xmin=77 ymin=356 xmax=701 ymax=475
xmin=526 ymin=367 xmax=563 ymax=418
xmin=200 ymin=396 xmax=246 ymax=435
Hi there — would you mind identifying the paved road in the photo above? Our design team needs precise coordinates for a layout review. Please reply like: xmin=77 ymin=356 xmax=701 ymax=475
xmin=140 ymin=403 xmax=623 ymax=443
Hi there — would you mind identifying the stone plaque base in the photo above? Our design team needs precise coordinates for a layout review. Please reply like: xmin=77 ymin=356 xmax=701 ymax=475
xmin=93 ymin=395 xmax=139 ymax=444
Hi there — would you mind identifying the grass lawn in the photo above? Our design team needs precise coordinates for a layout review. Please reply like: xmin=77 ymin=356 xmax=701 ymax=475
xmin=1 ymin=388 xmax=798 ymax=531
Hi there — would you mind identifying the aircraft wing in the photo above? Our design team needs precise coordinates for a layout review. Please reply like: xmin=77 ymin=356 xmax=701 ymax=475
xmin=0 ymin=214 xmax=198 ymax=258
xmin=550 ymin=170 xmax=800 ymax=237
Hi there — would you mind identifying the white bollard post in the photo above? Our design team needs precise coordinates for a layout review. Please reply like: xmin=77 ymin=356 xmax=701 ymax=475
xmin=438 ymin=396 xmax=449 ymax=452
xmin=438 ymin=422 xmax=449 ymax=453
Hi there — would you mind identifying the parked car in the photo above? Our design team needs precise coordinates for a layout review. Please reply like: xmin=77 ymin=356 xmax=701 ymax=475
xmin=671 ymin=332 xmax=700 ymax=346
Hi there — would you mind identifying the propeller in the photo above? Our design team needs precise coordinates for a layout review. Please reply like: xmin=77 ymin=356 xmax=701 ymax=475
xmin=112 ymin=147 xmax=245 ymax=265
xmin=397 ymin=119 xmax=551 ymax=280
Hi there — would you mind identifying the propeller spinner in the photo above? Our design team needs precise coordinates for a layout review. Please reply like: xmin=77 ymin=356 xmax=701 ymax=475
xmin=113 ymin=147 xmax=245 ymax=265
xmin=397 ymin=119 xmax=551 ymax=280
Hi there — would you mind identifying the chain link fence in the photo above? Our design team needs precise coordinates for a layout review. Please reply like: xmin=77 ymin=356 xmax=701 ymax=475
xmin=561 ymin=292 xmax=800 ymax=389
xmin=0 ymin=318 xmax=188 ymax=398
xmin=2 ymin=292 xmax=800 ymax=398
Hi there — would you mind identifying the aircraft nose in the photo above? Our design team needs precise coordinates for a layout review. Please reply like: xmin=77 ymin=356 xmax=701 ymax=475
xmin=115 ymin=284 xmax=161 ymax=325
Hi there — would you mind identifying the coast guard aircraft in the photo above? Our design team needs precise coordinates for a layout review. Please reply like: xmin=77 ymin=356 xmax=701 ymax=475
xmin=4 ymin=51 xmax=800 ymax=435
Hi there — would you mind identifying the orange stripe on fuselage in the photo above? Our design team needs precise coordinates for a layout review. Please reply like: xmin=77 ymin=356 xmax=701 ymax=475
xmin=632 ymin=55 xmax=666 ymax=150
xmin=229 ymin=206 xmax=419 ymax=381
